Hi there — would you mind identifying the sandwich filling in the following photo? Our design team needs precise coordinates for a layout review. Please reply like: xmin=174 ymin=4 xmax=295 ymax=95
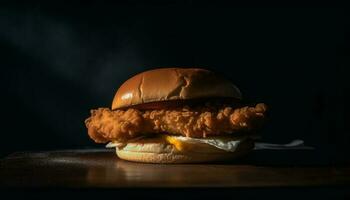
xmin=106 ymin=135 xmax=251 ymax=153
xmin=85 ymin=103 xmax=267 ymax=147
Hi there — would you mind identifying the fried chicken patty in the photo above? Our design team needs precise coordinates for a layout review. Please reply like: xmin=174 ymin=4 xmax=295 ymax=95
xmin=85 ymin=103 xmax=267 ymax=143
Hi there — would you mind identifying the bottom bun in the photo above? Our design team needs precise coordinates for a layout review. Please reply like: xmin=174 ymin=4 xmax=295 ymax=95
xmin=116 ymin=139 xmax=254 ymax=164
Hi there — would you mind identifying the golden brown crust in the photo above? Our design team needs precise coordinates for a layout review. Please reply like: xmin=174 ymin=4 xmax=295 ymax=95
xmin=112 ymin=68 xmax=242 ymax=110
xmin=85 ymin=103 xmax=267 ymax=143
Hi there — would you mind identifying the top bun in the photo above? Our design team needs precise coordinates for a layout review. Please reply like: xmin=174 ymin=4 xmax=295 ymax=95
xmin=112 ymin=68 xmax=242 ymax=110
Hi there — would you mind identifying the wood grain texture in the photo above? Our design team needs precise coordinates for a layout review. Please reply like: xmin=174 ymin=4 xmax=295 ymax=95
xmin=0 ymin=149 xmax=349 ymax=188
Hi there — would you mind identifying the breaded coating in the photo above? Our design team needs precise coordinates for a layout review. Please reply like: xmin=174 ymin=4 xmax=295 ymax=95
xmin=85 ymin=103 xmax=267 ymax=143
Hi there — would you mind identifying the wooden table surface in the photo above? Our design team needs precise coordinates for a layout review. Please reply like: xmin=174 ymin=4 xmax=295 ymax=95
xmin=0 ymin=149 xmax=349 ymax=188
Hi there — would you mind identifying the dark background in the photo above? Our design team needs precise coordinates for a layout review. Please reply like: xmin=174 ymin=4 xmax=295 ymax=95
xmin=0 ymin=1 xmax=349 ymax=164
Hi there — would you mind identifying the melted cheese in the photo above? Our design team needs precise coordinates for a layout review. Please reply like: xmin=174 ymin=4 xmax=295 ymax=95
xmin=164 ymin=136 xmax=189 ymax=151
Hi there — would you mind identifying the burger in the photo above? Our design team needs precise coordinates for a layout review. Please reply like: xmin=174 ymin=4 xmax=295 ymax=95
xmin=85 ymin=68 xmax=267 ymax=163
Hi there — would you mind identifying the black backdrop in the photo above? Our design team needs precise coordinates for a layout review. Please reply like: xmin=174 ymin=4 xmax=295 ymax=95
xmin=0 ymin=1 xmax=349 ymax=163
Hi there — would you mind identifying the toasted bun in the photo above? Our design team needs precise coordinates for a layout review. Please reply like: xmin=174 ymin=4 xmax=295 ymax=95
xmin=116 ymin=139 xmax=254 ymax=164
xmin=112 ymin=68 xmax=242 ymax=110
